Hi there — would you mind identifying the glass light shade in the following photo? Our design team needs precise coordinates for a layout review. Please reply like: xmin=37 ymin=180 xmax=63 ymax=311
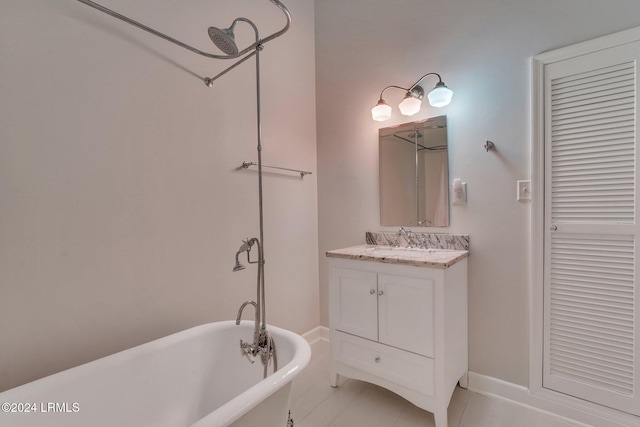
xmin=427 ymin=84 xmax=453 ymax=107
xmin=371 ymin=100 xmax=392 ymax=122
xmin=398 ymin=96 xmax=422 ymax=116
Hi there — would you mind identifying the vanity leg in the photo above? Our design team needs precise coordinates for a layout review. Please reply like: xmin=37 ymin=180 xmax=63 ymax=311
xmin=458 ymin=371 xmax=469 ymax=389
xmin=330 ymin=371 xmax=339 ymax=388
xmin=434 ymin=410 xmax=447 ymax=427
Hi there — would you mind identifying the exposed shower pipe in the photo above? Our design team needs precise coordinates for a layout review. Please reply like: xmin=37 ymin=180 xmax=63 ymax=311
xmin=227 ymin=14 xmax=278 ymax=378
xmin=244 ymin=17 xmax=268 ymax=337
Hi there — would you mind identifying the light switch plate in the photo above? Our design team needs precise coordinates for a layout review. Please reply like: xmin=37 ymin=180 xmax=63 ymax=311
xmin=452 ymin=178 xmax=467 ymax=205
xmin=517 ymin=180 xmax=531 ymax=201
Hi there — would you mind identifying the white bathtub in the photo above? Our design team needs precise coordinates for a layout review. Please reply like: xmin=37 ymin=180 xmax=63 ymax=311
xmin=0 ymin=321 xmax=311 ymax=427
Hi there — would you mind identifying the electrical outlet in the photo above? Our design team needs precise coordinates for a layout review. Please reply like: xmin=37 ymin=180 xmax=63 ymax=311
xmin=517 ymin=180 xmax=531 ymax=201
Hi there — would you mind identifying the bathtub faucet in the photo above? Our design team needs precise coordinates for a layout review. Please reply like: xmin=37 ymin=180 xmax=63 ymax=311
xmin=232 ymin=237 xmax=278 ymax=377
xmin=240 ymin=339 xmax=256 ymax=364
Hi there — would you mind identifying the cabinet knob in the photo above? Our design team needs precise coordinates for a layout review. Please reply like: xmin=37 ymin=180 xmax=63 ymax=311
xmin=370 ymin=289 xmax=376 ymax=295
xmin=375 ymin=357 xmax=381 ymax=363
xmin=378 ymin=290 xmax=384 ymax=296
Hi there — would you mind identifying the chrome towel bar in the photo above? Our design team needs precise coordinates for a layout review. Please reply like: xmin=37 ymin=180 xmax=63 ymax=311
xmin=241 ymin=161 xmax=312 ymax=178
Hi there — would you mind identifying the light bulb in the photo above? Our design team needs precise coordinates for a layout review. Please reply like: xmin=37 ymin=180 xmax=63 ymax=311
xmin=398 ymin=95 xmax=422 ymax=116
xmin=427 ymin=83 xmax=453 ymax=107
xmin=371 ymin=100 xmax=392 ymax=122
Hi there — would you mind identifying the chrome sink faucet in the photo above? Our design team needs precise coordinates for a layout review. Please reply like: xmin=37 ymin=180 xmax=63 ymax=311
xmin=419 ymin=235 xmax=429 ymax=250
xmin=397 ymin=227 xmax=414 ymax=248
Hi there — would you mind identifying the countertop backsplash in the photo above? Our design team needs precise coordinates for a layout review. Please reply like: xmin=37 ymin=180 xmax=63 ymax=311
xmin=366 ymin=231 xmax=469 ymax=251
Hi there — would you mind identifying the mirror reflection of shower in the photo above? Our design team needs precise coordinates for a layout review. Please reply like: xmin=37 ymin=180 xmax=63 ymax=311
xmin=379 ymin=116 xmax=450 ymax=227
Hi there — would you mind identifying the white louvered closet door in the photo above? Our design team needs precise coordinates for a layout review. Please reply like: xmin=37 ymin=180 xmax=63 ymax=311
xmin=544 ymin=41 xmax=640 ymax=416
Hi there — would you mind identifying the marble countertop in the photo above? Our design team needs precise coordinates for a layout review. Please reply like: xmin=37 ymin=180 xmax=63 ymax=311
xmin=326 ymin=244 xmax=469 ymax=269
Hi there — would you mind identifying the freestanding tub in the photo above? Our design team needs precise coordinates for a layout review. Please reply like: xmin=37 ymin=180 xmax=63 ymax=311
xmin=0 ymin=321 xmax=311 ymax=426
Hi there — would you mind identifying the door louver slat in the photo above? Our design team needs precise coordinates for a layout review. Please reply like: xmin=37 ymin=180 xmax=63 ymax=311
xmin=550 ymin=62 xmax=635 ymax=224
xmin=549 ymin=233 xmax=635 ymax=397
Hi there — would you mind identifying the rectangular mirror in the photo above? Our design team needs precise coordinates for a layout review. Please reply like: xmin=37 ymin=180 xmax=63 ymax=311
xmin=379 ymin=116 xmax=449 ymax=227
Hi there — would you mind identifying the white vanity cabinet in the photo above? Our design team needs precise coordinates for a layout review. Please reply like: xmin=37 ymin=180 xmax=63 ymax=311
xmin=328 ymin=253 xmax=467 ymax=427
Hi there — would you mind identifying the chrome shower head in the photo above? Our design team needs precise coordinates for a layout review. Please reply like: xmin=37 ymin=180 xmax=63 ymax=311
xmin=232 ymin=239 xmax=254 ymax=272
xmin=233 ymin=259 xmax=246 ymax=272
xmin=407 ymin=130 xmax=423 ymax=139
xmin=208 ymin=25 xmax=238 ymax=56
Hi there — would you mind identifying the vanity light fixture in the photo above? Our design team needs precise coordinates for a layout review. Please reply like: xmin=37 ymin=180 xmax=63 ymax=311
xmin=371 ymin=72 xmax=453 ymax=122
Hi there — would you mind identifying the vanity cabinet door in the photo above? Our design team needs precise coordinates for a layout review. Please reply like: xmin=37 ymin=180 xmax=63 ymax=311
xmin=378 ymin=273 xmax=434 ymax=358
xmin=331 ymin=266 xmax=378 ymax=341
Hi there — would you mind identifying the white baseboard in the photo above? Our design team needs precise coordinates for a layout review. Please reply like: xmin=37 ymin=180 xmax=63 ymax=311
xmin=302 ymin=326 xmax=329 ymax=345
xmin=468 ymin=372 xmax=640 ymax=427
xmin=467 ymin=371 xmax=530 ymax=404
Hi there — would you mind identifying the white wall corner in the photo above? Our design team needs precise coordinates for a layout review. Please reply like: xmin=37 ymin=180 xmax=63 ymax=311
xmin=302 ymin=326 xmax=329 ymax=345
xmin=467 ymin=371 xmax=530 ymax=406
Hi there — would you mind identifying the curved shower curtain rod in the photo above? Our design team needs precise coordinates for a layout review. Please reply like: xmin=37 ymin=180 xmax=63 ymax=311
xmin=75 ymin=0 xmax=291 ymax=60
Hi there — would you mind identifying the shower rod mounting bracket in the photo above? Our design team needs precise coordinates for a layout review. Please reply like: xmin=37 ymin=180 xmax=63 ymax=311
xmin=484 ymin=140 xmax=496 ymax=152
xmin=204 ymin=36 xmax=266 ymax=87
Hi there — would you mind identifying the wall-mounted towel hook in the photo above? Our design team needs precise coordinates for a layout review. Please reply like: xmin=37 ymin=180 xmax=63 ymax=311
xmin=483 ymin=140 xmax=496 ymax=152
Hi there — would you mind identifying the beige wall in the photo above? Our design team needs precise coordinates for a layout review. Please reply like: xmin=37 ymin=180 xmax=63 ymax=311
xmin=0 ymin=0 xmax=318 ymax=391
xmin=315 ymin=0 xmax=640 ymax=387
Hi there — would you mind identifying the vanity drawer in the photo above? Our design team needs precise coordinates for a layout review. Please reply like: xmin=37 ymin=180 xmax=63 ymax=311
xmin=333 ymin=331 xmax=434 ymax=396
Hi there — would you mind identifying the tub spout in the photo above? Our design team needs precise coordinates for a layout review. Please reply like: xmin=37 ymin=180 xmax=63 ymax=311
xmin=237 ymin=300 xmax=260 ymax=364
xmin=236 ymin=300 xmax=257 ymax=325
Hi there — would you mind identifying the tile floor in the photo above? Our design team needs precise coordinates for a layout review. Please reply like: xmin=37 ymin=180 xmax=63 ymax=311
xmin=289 ymin=339 xmax=584 ymax=427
